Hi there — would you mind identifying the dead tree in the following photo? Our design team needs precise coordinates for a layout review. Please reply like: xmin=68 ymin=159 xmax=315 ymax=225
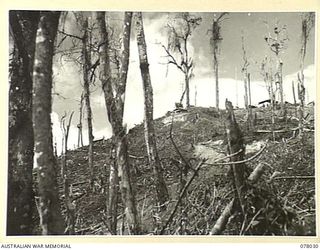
xmin=210 ymin=100 xmax=248 ymax=235
xmin=241 ymin=34 xmax=253 ymax=130
xmin=261 ymin=57 xmax=276 ymax=141
xmin=209 ymin=12 xmax=228 ymax=109
xmin=77 ymin=93 xmax=84 ymax=147
xmin=225 ymin=100 xmax=247 ymax=225
xmin=241 ymin=34 xmax=249 ymax=110
xmin=60 ymin=111 xmax=75 ymax=234
xmin=7 ymin=10 xmax=39 ymax=235
xmin=292 ymin=81 xmax=297 ymax=116
xmin=33 ymin=11 xmax=65 ymax=235
xmin=81 ymin=17 xmax=95 ymax=186
xmin=96 ymin=11 xmax=140 ymax=235
xmin=264 ymin=21 xmax=288 ymax=113
xmin=135 ymin=12 xmax=169 ymax=210
xmin=162 ymin=13 xmax=201 ymax=108
xmin=298 ymin=13 xmax=314 ymax=135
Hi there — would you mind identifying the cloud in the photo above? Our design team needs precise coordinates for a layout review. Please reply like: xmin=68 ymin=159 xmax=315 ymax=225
xmin=283 ymin=64 xmax=315 ymax=104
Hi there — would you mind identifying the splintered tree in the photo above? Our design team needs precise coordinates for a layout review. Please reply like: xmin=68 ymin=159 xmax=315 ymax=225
xmin=8 ymin=10 xmax=39 ymax=235
xmin=135 ymin=12 xmax=169 ymax=210
xmin=33 ymin=11 xmax=65 ymax=235
xmin=60 ymin=111 xmax=75 ymax=234
xmin=162 ymin=12 xmax=202 ymax=108
xmin=96 ymin=11 xmax=140 ymax=234
xmin=210 ymin=12 xmax=228 ymax=109
xmin=298 ymin=12 xmax=314 ymax=134
xmin=261 ymin=56 xmax=276 ymax=141
xmin=264 ymin=21 xmax=288 ymax=113
xmin=241 ymin=33 xmax=253 ymax=130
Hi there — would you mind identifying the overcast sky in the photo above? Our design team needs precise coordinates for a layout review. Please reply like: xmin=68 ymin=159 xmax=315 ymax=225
xmin=51 ymin=11 xmax=315 ymax=153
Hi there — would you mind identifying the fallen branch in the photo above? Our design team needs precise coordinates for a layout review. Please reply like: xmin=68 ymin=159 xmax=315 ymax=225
xmin=242 ymin=208 xmax=264 ymax=234
xmin=273 ymin=176 xmax=315 ymax=180
xmin=297 ymin=208 xmax=316 ymax=214
xmin=256 ymin=127 xmax=299 ymax=133
xmin=159 ymin=159 xmax=206 ymax=235
xmin=210 ymin=199 xmax=235 ymax=235
xmin=204 ymin=141 xmax=267 ymax=166
xmin=248 ymin=163 xmax=266 ymax=184
xmin=128 ymin=154 xmax=145 ymax=159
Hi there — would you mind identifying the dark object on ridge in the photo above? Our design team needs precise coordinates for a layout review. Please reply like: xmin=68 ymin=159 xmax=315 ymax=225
xmin=249 ymin=105 xmax=257 ymax=108
xmin=175 ymin=102 xmax=183 ymax=109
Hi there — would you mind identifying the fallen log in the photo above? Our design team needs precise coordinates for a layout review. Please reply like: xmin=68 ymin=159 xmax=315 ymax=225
xmin=210 ymin=199 xmax=235 ymax=235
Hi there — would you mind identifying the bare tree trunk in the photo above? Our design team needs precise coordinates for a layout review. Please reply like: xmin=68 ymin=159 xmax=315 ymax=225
xmin=225 ymin=100 xmax=246 ymax=216
xmin=292 ymin=81 xmax=297 ymax=106
xmin=7 ymin=10 xmax=39 ymax=235
xmin=292 ymin=81 xmax=297 ymax=116
xmin=95 ymin=11 xmax=118 ymax=234
xmin=77 ymin=93 xmax=84 ymax=148
xmin=185 ymin=72 xmax=190 ymax=108
xmin=213 ymin=45 xmax=219 ymax=109
xmin=61 ymin=112 xmax=75 ymax=234
xmin=135 ymin=12 xmax=169 ymax=209
xmin=278 ymin=60 xmax=285 ymax=113
xmin=97 ymin=11 xmax=140 ymax=234
xmin=243 ymin=71 xmax=249 ymax=109
xmin=247 ymin=73 xmax=253 ymax=129
xmin=82 ymin=18 xmax=94 ymax=186
xmin=211 ymin=14 xmax=227 ymax=109
xmin=269 ymin=75 xmax=276 ymax=141
xmin=33 ymin=11 xmax=65 ymax=235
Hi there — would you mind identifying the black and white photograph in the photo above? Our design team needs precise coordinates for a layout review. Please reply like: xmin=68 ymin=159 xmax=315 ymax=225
xmin=7 ymin=10 xmax=316 ymax=237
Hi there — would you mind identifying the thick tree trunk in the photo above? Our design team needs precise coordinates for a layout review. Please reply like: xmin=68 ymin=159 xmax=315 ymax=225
xmin=97 ymin=11 xmax=140 ymax=234
xmin=33 ymin=11 xmax=65 ymax=235
xmin=95 ymin=11 xmax=118 ymax=234
xmin=82 ymin=18 xmax=94 ymax=186
xmin=135 ymin=12 xmax=169 ymax=209
xmin=7 ymin=10 xmax=39 ymax=235
xmin=225 ymin=100 xmax=246 ymax=214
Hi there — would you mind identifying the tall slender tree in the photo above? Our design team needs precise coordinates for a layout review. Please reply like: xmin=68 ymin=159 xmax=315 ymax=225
xmin=261 ymin=56 xmax=276 ymax=141
xmin=297 ymin=12 xmax=314 ymax=135
xmin=77 ymin=93 xmax=84 ymax=147
xmin=96 ymin=11 xmax=140 ymax=234
xmin=135 ymin=12 xmax=169 ymax=209
xmin=241 ymin=33 xmax=253 ymax=130
xmin=81 ymin=17 xmax=95 ymax=186
xmin=241 ymin=34 xmax=249 ymax=110
xmin=8 ymin=10 xmax=39 ymax=235
xmin=210 ymin=12 xmax=228 ymax=109
xmin=33 ymin=11 xmax=65 ymax=235
xmin=60 ymin=111 xmax=75 ymax=234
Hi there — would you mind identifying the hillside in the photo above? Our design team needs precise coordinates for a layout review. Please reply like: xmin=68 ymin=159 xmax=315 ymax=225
xmin=37 ymin=104 xmax=315 ymax=235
